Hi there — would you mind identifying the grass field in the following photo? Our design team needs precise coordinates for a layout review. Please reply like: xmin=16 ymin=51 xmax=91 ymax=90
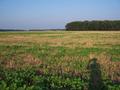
xmin=0 ymin=31 xmax=120 ymax=90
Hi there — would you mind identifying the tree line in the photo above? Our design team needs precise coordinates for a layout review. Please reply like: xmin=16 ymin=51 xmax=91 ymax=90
xmin=65 ymin=20 xmax=120 ymax=31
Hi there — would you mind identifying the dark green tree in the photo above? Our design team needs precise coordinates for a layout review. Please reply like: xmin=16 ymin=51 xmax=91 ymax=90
xmin=65 ymin=20 xmax=120 ymax=31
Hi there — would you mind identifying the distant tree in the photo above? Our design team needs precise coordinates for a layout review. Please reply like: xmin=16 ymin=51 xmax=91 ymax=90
xmin=65 ymin=20 xmax=120 ymax=31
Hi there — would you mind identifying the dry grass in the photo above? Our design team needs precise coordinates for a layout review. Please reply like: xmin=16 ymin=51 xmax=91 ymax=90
xmin=0 ymin=31 xmax=120 ymax=48
xmin=0 ymin=31 xmax=120 ymax=82
xmin=2 ymin=54 xmax=42 ymax=69
xmin=88 ymin=52 xmax=120 ymax=82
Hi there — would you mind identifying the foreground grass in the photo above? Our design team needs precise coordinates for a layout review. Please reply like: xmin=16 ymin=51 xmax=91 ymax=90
xmin=0 ymin=31 xmax=120 ymax=90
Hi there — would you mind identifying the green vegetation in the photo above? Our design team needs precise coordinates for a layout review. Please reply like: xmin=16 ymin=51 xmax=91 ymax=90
xmin=66 ymin=20 xmax=120 ymax=31
xmin=0 ymin=31 xmax=120 ymax=90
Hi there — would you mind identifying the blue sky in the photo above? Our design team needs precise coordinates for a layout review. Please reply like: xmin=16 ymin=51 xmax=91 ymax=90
xmin=0 ymin=0 xmax=120 ymax=29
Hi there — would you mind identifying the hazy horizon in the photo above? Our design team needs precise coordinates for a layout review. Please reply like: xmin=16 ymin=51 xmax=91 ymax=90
xmin=0 ymin=0 xmax=120 ymax=29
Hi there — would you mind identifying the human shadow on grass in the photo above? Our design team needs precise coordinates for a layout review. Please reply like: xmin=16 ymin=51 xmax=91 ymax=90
xmin=87 ymin=58 xmax=107 ymax=90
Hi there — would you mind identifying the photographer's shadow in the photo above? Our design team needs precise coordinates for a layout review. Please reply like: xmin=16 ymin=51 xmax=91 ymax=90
xmin=87 ymin=58 xmax=107 ymax=90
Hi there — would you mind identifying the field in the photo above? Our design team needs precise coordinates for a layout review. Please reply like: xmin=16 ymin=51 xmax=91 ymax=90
xmin=0 ymin=31 xmax=120 ymax=90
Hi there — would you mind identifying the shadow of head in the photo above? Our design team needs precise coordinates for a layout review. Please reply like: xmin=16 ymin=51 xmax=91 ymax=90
xmin=87 ymin=58 xmax=99 ymax=69
xmin=90 ymin=58 xmax=97 ymax=62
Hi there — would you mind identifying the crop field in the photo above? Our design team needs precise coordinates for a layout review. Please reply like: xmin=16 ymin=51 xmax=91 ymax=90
xmin=0 ymin=31 xmax=120 ymax=90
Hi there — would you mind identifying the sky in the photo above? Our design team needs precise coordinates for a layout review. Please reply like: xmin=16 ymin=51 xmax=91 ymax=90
xmin=0 ymin=0 xmax=120 ymax=29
